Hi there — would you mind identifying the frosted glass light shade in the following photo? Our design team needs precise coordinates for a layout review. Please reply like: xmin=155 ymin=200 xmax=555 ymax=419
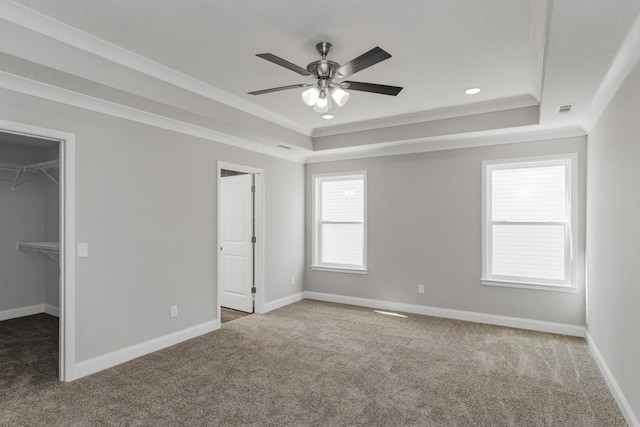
xmin=313 ymin=93 xmax=329 ymax=113
xmin=331 ymin=88 xmax=350 ymax=107
xmin=301 ymin=87 xmax=320 ymax=106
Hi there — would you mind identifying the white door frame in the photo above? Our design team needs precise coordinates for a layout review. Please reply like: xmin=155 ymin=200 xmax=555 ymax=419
xmin=0 ymin=119 xmax=76 ymax=382
xmin=217 ymin=161 xmax=265 ymax=323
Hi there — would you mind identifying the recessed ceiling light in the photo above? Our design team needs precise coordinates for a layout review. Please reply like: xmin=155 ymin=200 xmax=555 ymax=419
xmin=322 ymin=114 xmax=334 ymax=120
xmin=465 ymin=87 xmax=481 ymax=95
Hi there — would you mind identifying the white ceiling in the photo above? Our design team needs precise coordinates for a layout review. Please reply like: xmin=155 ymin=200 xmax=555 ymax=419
xmin=1 ymin=0 xmax=640 ymax=161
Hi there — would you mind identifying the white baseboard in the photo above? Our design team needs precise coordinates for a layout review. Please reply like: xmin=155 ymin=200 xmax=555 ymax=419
xmin=44 ymin=304 xmax=60 ymax=317
xmin=302 ymin=291 xmax=585 ymax=337
xmin=263 ymin=292 xmax=303 ymax=313
xmin=585 ymin=331 xmax=639 ymax=427
xmin=72 ymin=319 xmax=219 ymax=380
xmin=0 ymin=303 xmax=60 ymax=321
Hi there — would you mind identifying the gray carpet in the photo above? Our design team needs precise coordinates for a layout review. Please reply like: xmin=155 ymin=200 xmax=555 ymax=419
xmin=0 ymin=300 xmax=626 ymax=426
xmin=221 ymin=307 xmax=252 ymax=324
xmin=0 ymin=313 xmax=58 ymax=390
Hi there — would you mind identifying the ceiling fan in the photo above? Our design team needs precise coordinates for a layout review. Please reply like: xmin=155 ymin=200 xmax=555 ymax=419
xmin=248 ymin=42 xmax=403 ymax=114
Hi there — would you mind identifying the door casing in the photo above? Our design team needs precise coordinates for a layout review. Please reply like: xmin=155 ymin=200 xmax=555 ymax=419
xmin=216 ymin=161 xmax=265 ymax=324
xmin=0 ymin=119 xmax=76 ymax=381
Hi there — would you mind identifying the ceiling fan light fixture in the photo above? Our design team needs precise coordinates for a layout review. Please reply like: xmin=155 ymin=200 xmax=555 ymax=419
xmin=313 ymin=104 xmax=329 ymax=113
xmin=313 ymin=93 xmax=329 ymax=113
xmin=301 ymin=86 xmax=320 ymax=106
xmin=331 ymin=88 xmax=350 ymax=107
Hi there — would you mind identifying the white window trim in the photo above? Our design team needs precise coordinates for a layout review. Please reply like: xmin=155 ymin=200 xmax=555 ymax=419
xmin=481 ymin=154 xmax=578 ymax=292
xmin=311 ymin=171 xmax=368 ymax=273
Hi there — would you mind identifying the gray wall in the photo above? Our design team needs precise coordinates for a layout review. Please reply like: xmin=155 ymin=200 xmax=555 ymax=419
xmin=44 ymin=180 xmax=59 ymax=308
xmin=586 ymin=62 xmax=640 ymax=420
xmin=44 ymin=144 xmax=60 ymax=309
xmin=306 ymin=136 xmax=587 ymax=326
xmin=0 ymin=88 xmax=305 ymax=362
xmin=0 ymin=141 xmax=46 ymax=312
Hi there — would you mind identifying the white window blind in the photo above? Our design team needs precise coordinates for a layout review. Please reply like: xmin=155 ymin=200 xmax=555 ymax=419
xmin=313 ymin=172 xmax=366 ymax=271
xmin=483 ymin=157 xmax=576 ymax=289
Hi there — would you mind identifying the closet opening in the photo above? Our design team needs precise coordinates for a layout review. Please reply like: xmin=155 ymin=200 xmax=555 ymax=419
xmin=0 ymin=128 xmax=69 ymax=382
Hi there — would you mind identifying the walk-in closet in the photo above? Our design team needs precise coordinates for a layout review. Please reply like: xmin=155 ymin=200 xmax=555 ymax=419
xmin=0 ymin=132 xmax=60 ymax=382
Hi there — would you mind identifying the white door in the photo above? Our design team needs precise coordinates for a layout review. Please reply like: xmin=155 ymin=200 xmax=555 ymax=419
xmin=220 ymin=173 xmax=254 ymax=313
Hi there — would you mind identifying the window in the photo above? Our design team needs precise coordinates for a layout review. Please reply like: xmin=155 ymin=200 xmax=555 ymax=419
xmin=312 ymin=172 xmax=367 ymax=273
xmin=482 ymin=155 xmax=577 ymax=291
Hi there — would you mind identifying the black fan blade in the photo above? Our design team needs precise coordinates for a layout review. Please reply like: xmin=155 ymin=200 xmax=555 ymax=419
xmin=248 ymin=84 xmax=308 ymax=95
xmin=335 ymin=47 xmax=391 ymax=78
xmin=343 ymin=81 xmax=403 ymax=96
xmin=256 ymin=53 xmax=313 ymax=76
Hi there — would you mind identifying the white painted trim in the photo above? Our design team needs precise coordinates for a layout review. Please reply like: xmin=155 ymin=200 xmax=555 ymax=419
xmin=310 ymin=266 xmax=368 ymax=274
xmin=0 ymin=304 xmax=45 ymax=321
xmin=305 ymin=125 xmax=586 ymax=164
xmin=585 ymin=331 xmax=640 ymax=427
xmin=481 ymin=153 xmax=579 ymax=291
xmin=0 ymin=71 xmax=306 ymax=163
xmin=582 ymin=12 xmax=640 ymax=133
xmin=263 ymin=292 xmax=304 ymax=313
xmin=302 ymin=291 xmax=585 ymax=337
xmin=73 ymin=320 xmax=219 ymax=379
xmin=312 ymin=95 xmax=539 ymax=138
xmin=216 ymin=162 xmax=266 ymax=319
xmin=44 ymin=304 xmax=59 ymax=317
xmin=60 ymin=128 xmax=76 ymax=382
xmin=1 ymin=0 xmax=311 ymax=137
xmin=0 ymin=119 xmax=76 ymax=382
xmin=0 ymin=303 xmax=59 ymax=320
xmin=529 ymin=0 xmax=551 ymax=104
xmin=311 ymin=171 xmax=368 ymax=271
xmin=482 ymin=280 xmax=578 ymax=293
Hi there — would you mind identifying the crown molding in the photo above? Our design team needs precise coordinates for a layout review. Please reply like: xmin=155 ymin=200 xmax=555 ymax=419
xmin=530 ymin=0 xmax=552 ymax=105
xmin=582 ymin=11 xmax=640 ymax=132
xmin=0 ymin=68 xmax=584 ymax=166
xmin=0 ymin=70 xmax=307 ymax=163
xmin=304 ymin=125 xmax=586 ymax=164
xmin=1 ymin=0 xmax=313 ymax=137
xmin=312 ymin=95 xmax=539 ymax=138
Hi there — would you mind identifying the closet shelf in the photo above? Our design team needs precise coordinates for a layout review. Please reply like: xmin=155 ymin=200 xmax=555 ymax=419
xmin=17 ymin=242 xmax=60 ymax=262
xmin=0 ymin=159 xmax=59 ymax=189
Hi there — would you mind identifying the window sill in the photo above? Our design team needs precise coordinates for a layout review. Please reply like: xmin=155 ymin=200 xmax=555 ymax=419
xmin=482 ymin=279 xmax=578 ymax=293
xmin=311 ymin=265 xmax=368 ymax=274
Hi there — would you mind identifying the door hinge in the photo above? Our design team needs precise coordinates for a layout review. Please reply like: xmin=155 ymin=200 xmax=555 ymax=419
xmin=251 ymin=287 xmax=257 ymax=294
xmin=251 ymin=236 xmax=256 ymax=243
xmin=251 ymin=185 xmax=256 ymax=193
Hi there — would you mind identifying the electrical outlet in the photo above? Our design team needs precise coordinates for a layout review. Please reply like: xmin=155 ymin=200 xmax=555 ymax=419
xmin=291 ymin=276 xmax=296 ymax=285
xmin=418 ymin=284 xmax=425 ymax=294
xmin=77 ymin=243 xmax=88 ymax=258
xmin=171 ymin=305 xmax=178 ymax=318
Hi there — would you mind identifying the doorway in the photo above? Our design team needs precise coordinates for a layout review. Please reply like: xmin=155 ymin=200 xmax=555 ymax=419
xmin=0 ymin=120 xmax=75 ymax=381
xmin=217 ymin=162 xmax=264 ymax=325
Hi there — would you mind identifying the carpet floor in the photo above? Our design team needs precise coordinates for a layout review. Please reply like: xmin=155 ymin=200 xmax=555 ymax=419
xmin=221 ymin=307 xmax=252 ymax=324
xmin=0 ymin=300 xmax=626 ymax=426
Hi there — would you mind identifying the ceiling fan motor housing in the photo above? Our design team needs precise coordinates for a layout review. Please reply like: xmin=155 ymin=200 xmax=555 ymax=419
xmin=307 ymin=42 xmax=340 ymax=79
